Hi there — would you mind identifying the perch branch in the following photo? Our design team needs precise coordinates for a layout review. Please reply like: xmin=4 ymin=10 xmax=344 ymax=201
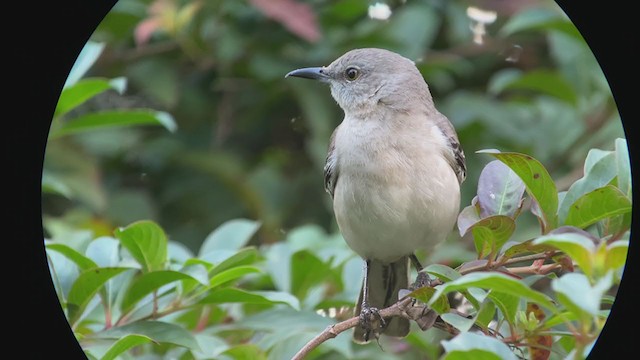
xmin=292 ymin=252 xmax=565 ymax=359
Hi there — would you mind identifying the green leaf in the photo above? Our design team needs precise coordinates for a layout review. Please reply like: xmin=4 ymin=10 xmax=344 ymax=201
xmin=407 ymin=286 xmax=450 ymax=314
xmin=476 ymin=300 xmax=497 ymax=328
xmin=208 ymin=265 xmax=261 ymax=289
xmin=499 ymin=7 xmax=582 ymax=40
xmin=551 ymin=272 xmax=613 ymax=317
xmin=198 ymin=288 xmax=300 ymax=310
xmin=477 ymin=150 xmax=558 ymax=231
xmin=67 ymin=267 xmax=130 ymax=325
xmin=49 ymin=109 xmax=177 ymax=138
xmin=457 ymin=202 xmax=481 ymax=236
xmin=94 ymin=320 xmax=199 ymax=351
xmin=208 ymin=247 xmax=259 ymax=277
xmin=424 ymin=263 xmax=461 ymax=282
xmin=46 ymin=243 xmax=98 ymax=271
xmin=440 ymin=313 xmax=475 ymax=333
xmin=615 ymin=138 xmax=632 ymax=198
xmin=114 ymin=220 xmax=168 ymax=273
xmin=442 ymin=332 xmax=518 ymax=360
xmin=487 ymin=291 xmax=519 ymax=325
xmin=564 ymin=185 xmax=632 ymax=229
xmin=605 ymin=240 xmax=629 ymax=271
xmin=222 ymin=344 xmax=267 ymax=360
xmin=199 ymin=219 xmax=261 ymax=255
xmin=558 ymin=149 xmax=617 ymax=224
xmin=100 ymin=334 xmax=154 ymax=360
xmin=500 ymin=69 xmax=577 ymax=104
xmin=290 ymin=250 xmax=333 ymax=299
xmin=476 ymin=160 xmax=526 ymax=218
xmin=121 ymin=270 xmax=197 ymax=313
xmin=500 ymin=239 xmax=555 ymax=260
xmin=55 ymin=77 xmax=126 ymax=118
xmin=64 ymin=41 xmax=105 ymax=88
xmin=430 ymin=272 xmax=555 ymax=311
xmin=533 ymin=232 xmax=595 ymax=278
xmin=468 ymin=215 xmax=516 ymax=259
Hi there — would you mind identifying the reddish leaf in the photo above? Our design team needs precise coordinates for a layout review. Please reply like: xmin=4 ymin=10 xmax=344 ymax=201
xmin=527 ymin=303 xmax=552 ymax=360
xmin=135 ymin=18 xmax=163 ymax=46
xmin=250 ymin=0 xmax=321 ymax=42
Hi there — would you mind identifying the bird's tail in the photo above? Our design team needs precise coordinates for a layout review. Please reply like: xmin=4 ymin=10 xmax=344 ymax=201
xmin=353 ymin=256 xmax=410 ymax=343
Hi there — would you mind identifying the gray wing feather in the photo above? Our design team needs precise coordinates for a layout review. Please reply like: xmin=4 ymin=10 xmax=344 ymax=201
xmin=434 ymin=113 xmax=466 ymax=184
xmin=324 ymin=127 xmax=339 ymax=198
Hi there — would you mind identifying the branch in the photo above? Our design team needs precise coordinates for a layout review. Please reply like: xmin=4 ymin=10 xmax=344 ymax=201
xmin=292 ymin=297 xmax=460 ymax=360
xmin=292 ymin=252 xmax=563 ymax=359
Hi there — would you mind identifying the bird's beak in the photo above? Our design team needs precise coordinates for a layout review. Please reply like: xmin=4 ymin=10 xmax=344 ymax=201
xmin=285 ymin=67 xmax=329 ymax=81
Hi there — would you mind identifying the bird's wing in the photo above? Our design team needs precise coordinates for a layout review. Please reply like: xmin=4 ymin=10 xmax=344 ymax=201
xmin=324 ymin=125 xmax=339 ymax=198
xmin=434 ymin=113 xmax=466 ymax=184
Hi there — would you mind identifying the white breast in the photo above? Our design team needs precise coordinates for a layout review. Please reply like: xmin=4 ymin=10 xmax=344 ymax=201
xmin=332 ymin=114 xmax=460 ymax=263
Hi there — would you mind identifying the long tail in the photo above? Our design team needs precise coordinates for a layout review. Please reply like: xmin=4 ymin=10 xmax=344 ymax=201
xmin=353 ymin=256 xmax=410 ymax=343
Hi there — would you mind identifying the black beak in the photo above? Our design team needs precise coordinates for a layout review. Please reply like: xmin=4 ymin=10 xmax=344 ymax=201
xmin=285 ymin=67 xmax=329 ymax=81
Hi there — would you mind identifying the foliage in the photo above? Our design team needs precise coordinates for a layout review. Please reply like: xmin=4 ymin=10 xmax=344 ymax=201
xmin=47 ymin=140 xmax=630 ymax=359
xmin=42 ymin=0 xmax=629 ymax=359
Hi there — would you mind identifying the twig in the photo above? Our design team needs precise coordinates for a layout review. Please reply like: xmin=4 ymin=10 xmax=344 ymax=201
xmin=292 ymin=252 xmax=564 ymax=359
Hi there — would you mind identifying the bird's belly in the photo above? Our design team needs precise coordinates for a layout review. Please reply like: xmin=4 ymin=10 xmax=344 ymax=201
xmin=333 ymin=154 xmax=460 ymax=263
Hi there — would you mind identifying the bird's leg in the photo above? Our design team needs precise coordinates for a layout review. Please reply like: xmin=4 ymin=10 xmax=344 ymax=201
xmin=359 ymin=259 xmax=385 ymax=342
xmin=409 ymin=254 xmax=433 ymax=290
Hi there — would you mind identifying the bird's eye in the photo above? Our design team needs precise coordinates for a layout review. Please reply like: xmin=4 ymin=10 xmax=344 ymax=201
xmin=345 ymin=67 xmax=360 ymax=81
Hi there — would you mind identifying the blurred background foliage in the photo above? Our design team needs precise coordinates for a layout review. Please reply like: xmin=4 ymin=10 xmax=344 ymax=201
xmin=43 ymin=0 xmax=623 ymax=273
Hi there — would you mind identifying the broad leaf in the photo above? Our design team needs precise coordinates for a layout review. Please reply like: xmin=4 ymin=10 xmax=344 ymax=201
xmin=457 ymin=201 xmax=481 ymax=236
xmin=55 ymin=77 xmax=126 ymax=118
xmin=49 ymin=109 xmax=177 ymax=138
xmin=605 ymin=240 xmax=629 ymax=271
xmin=121 ymin=270 xmax=197 ymax=313
xmin=64 ymin=41 xmax=105 ymax=88
xmin=208 ymin=265 xmax=261 ymax=289
xmin=499 ymin=69 xmax=577 ymax=104
xmin=67 ymin=267 xmax=130 ymax=325
xmin=442 ymin=332 xmax=518 ymax=360
xmin=100 ymin=334 xmax=153 ymax=360
xmin=487 ymin=291 xmax=519 ymax=325
xmin=558 ymin=149 xmax=617 ymax=224
xmin=198 ymin=288 xmax=300 ymax=310
xmin=533 ymin=232 xmax=595 ymax=278
xmin=424 ymin=263 xmax=461 ymax=282
xmin=94 ymin=320 xmax=199 ymax=351
xmin=199 ymin=219 xmax=261 ymax=255
xmin=477 ymin=160 xmax=526 ymax=218
xmin=478 ymin=150 xmax=558 ymax=231
xmin=430 ymin=272 xmax=555 ymax=311
xmin=208 ymin=247 xmax=259 ymax=277
xmin=551 ymin=272 xmax=613 ymax=317
xmin=46 ymin=243 xmax=98 ymax=271
xmin=115 ymin=220 xmax=168 ymax=273
xmin=615 ymin=138 xmax=631 ymax=198
xmin=564 ymin=185 xmax=632 ymax=229
xmin=499 ymin=7 xmax=582 ymax=40
xmin=466 ymin=215 xmax=516 ymax=259
xmin=407 ymin=286 xmax=450 ymax=314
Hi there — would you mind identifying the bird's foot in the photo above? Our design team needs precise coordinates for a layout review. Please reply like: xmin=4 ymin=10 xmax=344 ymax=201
xmin=359 ymin=304 xmax=386 ymax=342
xmin=410 ymin=271 xmax=433 ymax=291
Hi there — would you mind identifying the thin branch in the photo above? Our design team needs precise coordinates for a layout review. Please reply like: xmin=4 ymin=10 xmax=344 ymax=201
xmin=291 ymin=298 xmax=458 ymax=360
xmin=292 ymin=251 xmax=568 ymax=359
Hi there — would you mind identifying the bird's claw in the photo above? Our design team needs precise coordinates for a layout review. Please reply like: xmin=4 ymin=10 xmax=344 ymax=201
xmin=410 ymin=271 xmax=433 ymax=291
xmin=359 ymin=304 xmax=385 ymax=342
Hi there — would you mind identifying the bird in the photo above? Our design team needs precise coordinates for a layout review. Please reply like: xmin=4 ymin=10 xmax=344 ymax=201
xmin=285 ymin=48 xmax=466 ymax=343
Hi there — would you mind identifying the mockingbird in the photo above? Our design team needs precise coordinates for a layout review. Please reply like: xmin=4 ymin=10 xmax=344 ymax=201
xmin=286 ymin=48 xmax=466 ymax=343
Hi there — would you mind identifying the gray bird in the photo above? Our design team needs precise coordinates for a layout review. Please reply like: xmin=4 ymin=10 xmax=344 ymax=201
xmin=286 ymin=48 xmax=466 ymax=343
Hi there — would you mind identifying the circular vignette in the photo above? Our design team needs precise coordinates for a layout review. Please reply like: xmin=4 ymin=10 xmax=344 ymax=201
xmin=12 ymin=0 xmax=637 ymax=359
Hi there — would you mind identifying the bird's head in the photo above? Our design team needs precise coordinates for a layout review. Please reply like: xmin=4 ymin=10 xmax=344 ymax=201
xmin=286 ymin=48 xmax=433 ymax=115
